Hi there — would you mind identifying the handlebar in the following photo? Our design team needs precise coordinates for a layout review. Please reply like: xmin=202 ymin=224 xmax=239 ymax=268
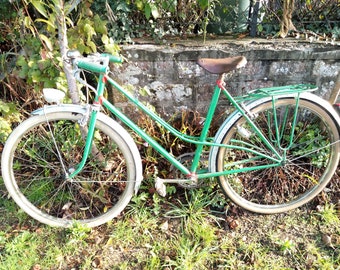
xmin=66 ymin=50 xmax=123 ymax=73
xmin=75 ymin=60 xmax=109 ymax=73
xmin=100 ymin=53 xmax=123 ymax=64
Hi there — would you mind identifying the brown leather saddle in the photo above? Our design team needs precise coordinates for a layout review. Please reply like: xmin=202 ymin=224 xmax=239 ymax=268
xmin=197 ymin=56 xmax=247 ymax=74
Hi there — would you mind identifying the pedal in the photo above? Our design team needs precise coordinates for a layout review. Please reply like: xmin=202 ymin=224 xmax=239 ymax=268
xmin=169 ymin=152 xmax=208 ymax=188
xmin=237 ymin=125 xmax=252 ymax=139
xmin=155 ymin=177 xmax=196 ymax=197
xmin=155 ymin=177 xmax=167 ymax=197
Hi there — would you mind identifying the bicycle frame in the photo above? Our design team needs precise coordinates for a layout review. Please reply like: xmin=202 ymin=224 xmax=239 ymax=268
xmin=68 ymin=71 xmax=311 ymax=181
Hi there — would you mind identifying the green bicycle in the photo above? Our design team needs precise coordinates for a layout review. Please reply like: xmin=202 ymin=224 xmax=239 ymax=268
xmin=2 ymin=50 xmax=339 ymax=227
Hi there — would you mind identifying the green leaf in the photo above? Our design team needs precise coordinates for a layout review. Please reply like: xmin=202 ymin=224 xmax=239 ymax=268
xmin=94 ymin=14 xmax=107 ymax=35
xmin=0 ymin=101 xmax=10 ymax=113
xmin=144 ymin=4 xmax=151 ymax=20
xmin=135 ymin=0 xmax=144 ymax=11
xmin=16 ymin=55 xmax=27 ymax=67
xmin=150 ymin=3 xmax=160 ymax=19
xmin=31 ymin=70 xmax=42 ymax=83
xmin=84 ymin=23 xmax=96 ymax=38
xmin=105 ymin=44 xmax=120 ymax=55
xmin=39 ymin=34 xmax=53 ymax=51
xmin=198 ymin=0 xmax=209 ymax=10
xmin=31 ymin=0 xmax=48 ymax=18
xmin=101 ymin=34 xmax=109 ymax=45
xmin=18 ymin=67 xmax=28 ymax=79
xmin=139 ymin=87 xmax=151 ymax=97
xmin=24 ymin=16 xmax=35 ymax=35
xmin=35 ymin=18 xmax=56 ymax=29
xmin=257 ymin=24 xmax=263 ymax=33
xmin=116 ymin=2 xmax=130 ymax=12
xmin=163 ymin=1 xmax=176 ymax=13
xmin=65 ymin=16 xmax=74 ymax=27
xmin=86 ymin=40 xmax=97 ymax=53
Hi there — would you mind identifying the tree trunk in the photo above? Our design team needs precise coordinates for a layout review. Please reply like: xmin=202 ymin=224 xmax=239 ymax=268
xmin=329 ymin=72 xmax=340 ymax=104
xmin=54 ymin=1 xmax=108 ymax=164
xmin=279 ymin=0 xmax=296 ymax=38
xmin=55 ymin=0 xmax=80 ymax=104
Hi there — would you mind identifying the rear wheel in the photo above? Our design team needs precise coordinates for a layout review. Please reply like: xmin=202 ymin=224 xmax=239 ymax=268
xmin=216 ymin=95 xmax=340 ymax=213
xmin=1 ymin=111 xmax=141 ymax=227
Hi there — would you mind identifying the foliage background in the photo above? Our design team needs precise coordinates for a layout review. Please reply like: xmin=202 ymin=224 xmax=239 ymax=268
xmin=0 ymin=1 xmax=339 ymax=268
xmin=1 ymin=0 xmax=339 ymax=116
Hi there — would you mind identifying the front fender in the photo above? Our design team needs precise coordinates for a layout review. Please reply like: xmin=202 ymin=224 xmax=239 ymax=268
xmin=32 ymin=104 xmax=89 ymax=115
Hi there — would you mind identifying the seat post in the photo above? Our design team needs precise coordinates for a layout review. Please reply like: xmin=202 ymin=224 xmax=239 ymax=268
xmin=216 ymin=73 xmax=226 ymax=89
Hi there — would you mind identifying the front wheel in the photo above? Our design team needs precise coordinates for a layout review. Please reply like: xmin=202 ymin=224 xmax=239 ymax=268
xmin=1 ymin=111 xmax=142 ymax=227
xmin=214 ymin=94 xmax=340 ymax=213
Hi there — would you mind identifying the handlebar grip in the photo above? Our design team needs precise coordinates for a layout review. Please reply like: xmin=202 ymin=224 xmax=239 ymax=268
xmin=75 ymin=60 xmax=108 ymax=73
xmin=101 ymin=53 xmax=123 ymax=63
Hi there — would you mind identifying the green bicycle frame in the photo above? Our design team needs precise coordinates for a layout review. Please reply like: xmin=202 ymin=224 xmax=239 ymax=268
xmin=69 ymin=71 xmax=310 ymax=180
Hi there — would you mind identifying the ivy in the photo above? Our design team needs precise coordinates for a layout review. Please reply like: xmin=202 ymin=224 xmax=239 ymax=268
xmin=9 ymin=0 xmax=120 ymax=97
xmin=0 ymin=100 xmax=21 ymax=143
xmin=97 ymin=0 xmax=217 ymax=44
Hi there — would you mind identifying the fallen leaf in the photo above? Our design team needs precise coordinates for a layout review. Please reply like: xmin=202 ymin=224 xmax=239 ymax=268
xmin=322 ymin=234 xmax=335 ymax=249
xmin=159 ymin=220 xmax=169 ymax=232
xmin=226 ymin=216 xmax=239 ymax=230
xmin=32 ymin=264 xmax=41 ymax=270
xmin=237 ymin=33 xmax=248 ymax=39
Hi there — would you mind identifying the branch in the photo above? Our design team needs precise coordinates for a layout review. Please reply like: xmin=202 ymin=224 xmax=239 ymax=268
xmin=329 ymin=72 xmax=340 ymax=104
xmin=279 ymin=0 xmax=296 ymax=38
xmin=65 ymin=0 xmax=81 ymax=15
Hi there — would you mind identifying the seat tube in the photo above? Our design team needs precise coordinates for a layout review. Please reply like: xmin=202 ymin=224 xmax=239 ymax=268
xmin=191 ymin=83 xmax=222 ymax=172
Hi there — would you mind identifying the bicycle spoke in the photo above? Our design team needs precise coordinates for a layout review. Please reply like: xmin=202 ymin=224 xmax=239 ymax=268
xmin=2 ymin=112 xmax=139 ymax=227
xmin=217 ymin=96 xmax=339 ymax=213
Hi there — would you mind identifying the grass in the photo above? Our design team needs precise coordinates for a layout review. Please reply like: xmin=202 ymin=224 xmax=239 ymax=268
xmin=0 ymin=105 xmax=339 ymax=268
xmin=0 ymin=176 xmax=339 ymax=269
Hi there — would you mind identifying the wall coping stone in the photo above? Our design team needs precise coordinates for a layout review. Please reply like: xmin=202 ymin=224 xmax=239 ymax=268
xmin=121 ymin=38 xmax=340 ymax=61
xmin=112 ymin=38 xmax=339 ymax=114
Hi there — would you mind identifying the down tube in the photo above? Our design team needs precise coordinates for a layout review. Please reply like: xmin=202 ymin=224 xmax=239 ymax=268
xmin=102 ymin=99 xmax=191 ymax=176
xmin=106 ymin=76 xmax=187 ymax=140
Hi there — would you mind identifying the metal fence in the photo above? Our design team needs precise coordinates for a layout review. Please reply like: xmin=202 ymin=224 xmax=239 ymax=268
xmin=103 ymin=0 xmax=340 ymax=42
xmin=138 ymin=0 xmax=340 ymax=37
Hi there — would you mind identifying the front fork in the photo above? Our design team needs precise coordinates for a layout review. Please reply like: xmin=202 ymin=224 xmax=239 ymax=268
xmin=68 ymin=74 xmax=107 ymax=179
xmin=68 ymin=105 xmax=100 ymax=178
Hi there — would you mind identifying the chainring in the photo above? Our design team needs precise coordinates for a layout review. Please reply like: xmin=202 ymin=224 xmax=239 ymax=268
xmin=169 ymin=152 xmax=210 ymax=188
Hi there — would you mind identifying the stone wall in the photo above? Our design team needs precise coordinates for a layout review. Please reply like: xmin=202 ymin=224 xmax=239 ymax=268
xmin=111 ymin=39 xmax=340 ymax=115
